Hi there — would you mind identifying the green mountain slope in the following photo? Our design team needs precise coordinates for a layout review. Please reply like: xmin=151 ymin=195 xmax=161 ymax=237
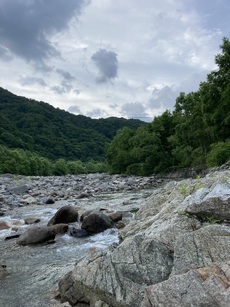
xmin=0 ymin=87 xmax=145 ymax=161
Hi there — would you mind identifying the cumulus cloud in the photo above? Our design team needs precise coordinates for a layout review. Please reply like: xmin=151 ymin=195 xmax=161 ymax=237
xmin=148 ymin=71 xmax=208 ymax=111
xmin=121 ymin=102 xmax=151 ymax=121
xmin=91 ymin=49 xmax=118 ymax=83
xmin=68 ymin=105 xmax=81 ymax=115
xmin=0 ymin=0 xmax=90 ymax=64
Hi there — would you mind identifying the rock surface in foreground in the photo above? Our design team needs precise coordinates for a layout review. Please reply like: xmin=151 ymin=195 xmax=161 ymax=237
xmin=59 ymin=169 xmax=230 ymax=307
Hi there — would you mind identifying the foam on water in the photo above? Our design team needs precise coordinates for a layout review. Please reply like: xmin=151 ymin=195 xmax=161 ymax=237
xmin=56 ymin=228 xmax=119 ymax=253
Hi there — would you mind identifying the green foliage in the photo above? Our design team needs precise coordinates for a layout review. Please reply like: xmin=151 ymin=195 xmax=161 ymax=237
xmin=180 ymin=184 xmax=190 ymax=197
xmin=0 ymin=145 xmax=107 ymax=176
xmin=206 ymin=140 xmax=230 ymax=167
xmin=106 ymin=37 xmax=230 ymax=175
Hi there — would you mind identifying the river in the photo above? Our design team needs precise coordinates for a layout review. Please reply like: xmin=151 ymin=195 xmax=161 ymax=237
xmin=0 ymin=187 xmax=153 ymax=307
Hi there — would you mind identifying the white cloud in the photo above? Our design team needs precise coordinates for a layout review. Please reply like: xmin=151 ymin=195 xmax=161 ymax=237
xmin=0 ymin=0 xmax=228 ymax=120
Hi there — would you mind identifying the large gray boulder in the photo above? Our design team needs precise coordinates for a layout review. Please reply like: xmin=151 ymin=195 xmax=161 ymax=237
xmin=59 ymin=233 xmax=174 ymax=307
xmin=173 ymin=225 xmax=230 ymax=275
xmin=185 ymin=184 xmax=230 ymax=222
xmin=141 ymin=262 xmax=230 ymax=307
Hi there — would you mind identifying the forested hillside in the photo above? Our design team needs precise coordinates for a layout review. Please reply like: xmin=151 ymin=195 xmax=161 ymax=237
xmin=0 ymin=88 xmax=145 ymax=161
xmin=107 ymin=37 xmax=230 ymax=175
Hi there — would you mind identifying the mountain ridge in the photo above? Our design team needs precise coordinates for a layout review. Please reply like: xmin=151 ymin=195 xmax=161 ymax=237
xmin=0 ymin=87 xmax=145 ymax=161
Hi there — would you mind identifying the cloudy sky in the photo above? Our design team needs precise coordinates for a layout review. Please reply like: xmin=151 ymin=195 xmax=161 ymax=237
xmin=0 ymin=0 xmax=229 ymax=121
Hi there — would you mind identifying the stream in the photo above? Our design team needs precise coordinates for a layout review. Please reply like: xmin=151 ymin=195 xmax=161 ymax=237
xmin=0 ymin=188 xmax=153 ymax=307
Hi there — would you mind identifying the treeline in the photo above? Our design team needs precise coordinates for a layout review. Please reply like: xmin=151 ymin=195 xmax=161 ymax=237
xmin=0 ymin=88 xmax=144 ymax=161
xmin=106 ymin=37 xmax=230 ymax=175
xmin=0 ymin=145 xmax=107 ymax=176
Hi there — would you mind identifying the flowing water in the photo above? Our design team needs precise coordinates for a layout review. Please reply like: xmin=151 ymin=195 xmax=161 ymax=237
xmin=0 ymin=189 xmax=152 ymax=307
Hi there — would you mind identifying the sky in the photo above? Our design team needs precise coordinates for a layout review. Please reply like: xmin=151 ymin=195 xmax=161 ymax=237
xmin=0 ymin=0 xmax=229 ymax=121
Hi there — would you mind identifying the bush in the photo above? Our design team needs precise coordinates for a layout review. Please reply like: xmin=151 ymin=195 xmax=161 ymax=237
xmin=206 ymin=140 xmax=230 ymax=166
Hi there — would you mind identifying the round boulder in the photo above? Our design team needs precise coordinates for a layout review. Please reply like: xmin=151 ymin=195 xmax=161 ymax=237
xmin=81 ymin=212 xmax=113 ymax=234
xmin=47 ymin=205 xmax=79 ymax=226
xmin=17 ymin=224 xmax=68 ymax=246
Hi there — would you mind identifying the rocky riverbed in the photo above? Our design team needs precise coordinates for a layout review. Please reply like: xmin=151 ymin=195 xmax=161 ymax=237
xmin=0 ymin=173 xmax=164 ymax=307
xmin=1 ymin=169 xmax=230 ymax=307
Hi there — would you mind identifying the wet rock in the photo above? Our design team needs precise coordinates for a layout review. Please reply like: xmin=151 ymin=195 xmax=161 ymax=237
xmin=0 ymin=219 xmax=25 ymax=230
xmin=24 ymin=217 xmax=41 ymax=225
xmin=108 ymin=211 xmax=122 ymax=222
xmin=69 ymin=226 xmax=89 ymax=238
xmin=81 ymin=212 xmax=113 ymax=234
xmin=80 ymin=208 xmax=102 ymax=222
xmin=0 ymin=221 xmax=11 ymax=230
xmin=17 ymin=224 xmax=68 ymax=245
xmin=47 ymin=205 xmax=79 ymax=226
xmin=44 ymin=197 xmax=55 ymax=204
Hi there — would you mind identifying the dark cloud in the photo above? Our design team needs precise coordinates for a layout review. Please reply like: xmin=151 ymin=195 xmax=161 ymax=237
xmin=91 ymin=49 xmax=118 ymax=83
xmin=0 ymin=0 xmax=90 ymax=63
xmin=121 ymin=102 xmax=150 ymax=121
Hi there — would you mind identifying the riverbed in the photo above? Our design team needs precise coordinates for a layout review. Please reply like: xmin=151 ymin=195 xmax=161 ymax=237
xmin=0 ymin=174 xmax=158 ymax=307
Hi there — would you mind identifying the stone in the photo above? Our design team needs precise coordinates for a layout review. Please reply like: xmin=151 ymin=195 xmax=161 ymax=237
xmin=0 ymin=221 xmax=10 ymax=230
xmin=17 ymin=224 xmax=68 ymax=245
xmin=47 ymin=205 xmax=79 ymax=226
xmin=59 ymin=234 xmax=174 ymax=307
xmin=80 ymin=208 xmax=102 ymax=222
xmin=24 ymin=217 xmax=41 ymax=225
xmin=141 ymin=263 xmax=230 ymax=307
xmin=172 ymin=225 xmax=230 ymax=275
xmin=69 ymin=226 xmax=89 ymax=238
xmin=108 ymin=211 xmax=122 ymax=222
xmin=186 ymin=195 xmax=230 ymax=222
xmin=81 ymin=212 xmax=113 ymax=234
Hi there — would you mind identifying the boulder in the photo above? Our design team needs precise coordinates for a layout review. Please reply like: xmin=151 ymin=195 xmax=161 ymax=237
xmin=141 ymin=263 xmax=230 ymax=307
xmin=47 ymin=205 xmax=79 ymax=226
xmin=17 ymin=224 xmax=68 ymax=245
xmin=80 ymin=208 xmax=102 ymax=222
xmin=172 ymin=225 xmax=230 ymax=275
xmin=81 ymin=212 xmax=113 ymax=234
xmin=186 ymin=184 xmax=230 ymax=223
